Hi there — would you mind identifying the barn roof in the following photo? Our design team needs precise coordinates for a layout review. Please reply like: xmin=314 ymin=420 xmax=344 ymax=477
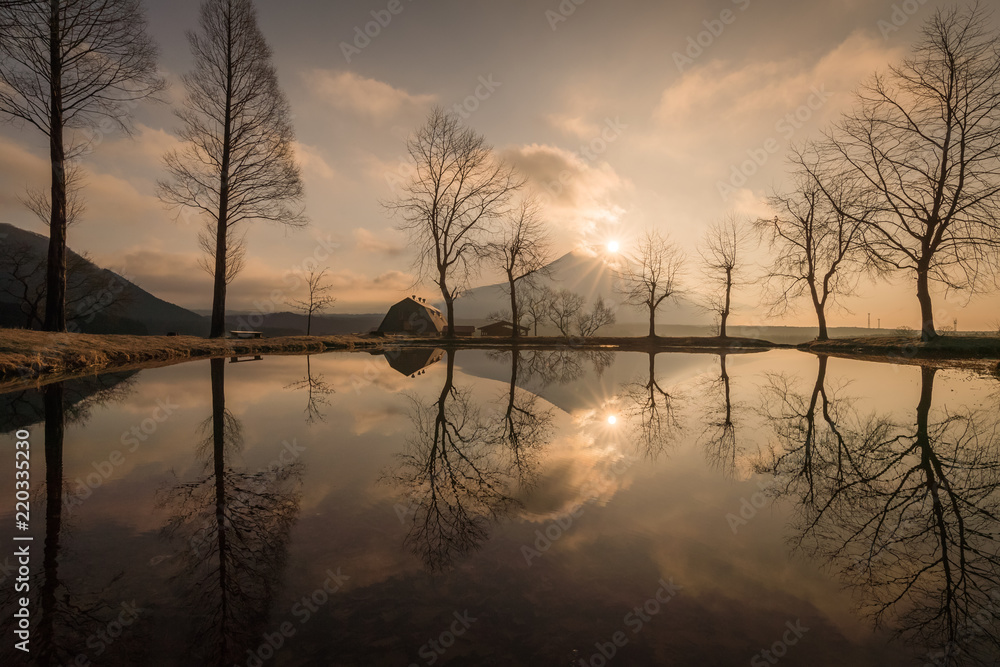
xmin=377 ymin=296 xmax=446 ymax=334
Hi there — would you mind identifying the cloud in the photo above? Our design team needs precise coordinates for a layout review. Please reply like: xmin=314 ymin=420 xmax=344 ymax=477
xmin=654 ymin=32 xmax=903 ymax=134
xmin=353 ymin=227 xmax=406 ymax=257
xmin=309 ymin=70 xmax=436 ymax=122
xmin=116 ymin=242 xmax=417 ymax=313
xmin=546 ymin=113 xmax=601 ymax=139
xmin=294 ymin=141 xmax=338 ymax=183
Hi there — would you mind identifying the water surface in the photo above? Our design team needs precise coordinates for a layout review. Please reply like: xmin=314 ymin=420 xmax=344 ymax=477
xmin=1 ymin=348 xmax=999 ymax=666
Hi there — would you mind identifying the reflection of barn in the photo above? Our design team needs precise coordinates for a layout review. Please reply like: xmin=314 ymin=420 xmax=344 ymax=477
xmin=384 ymin=348 xmax=445 ymax=378
xmin=478 ymin=321 xmax=529 ymax=337
xmin=377 ymin=297 xmax=446 ymax=336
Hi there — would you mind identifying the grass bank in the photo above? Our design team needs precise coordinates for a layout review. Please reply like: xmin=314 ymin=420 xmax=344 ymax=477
xmin=0 ymin=329 xmax=381 ymax=388
xmin=799 ymin=335 xmax=1000 ymax=374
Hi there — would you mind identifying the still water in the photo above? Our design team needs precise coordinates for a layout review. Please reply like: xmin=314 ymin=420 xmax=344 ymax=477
xmin=1 ymin=348 xmax=999 ymax=666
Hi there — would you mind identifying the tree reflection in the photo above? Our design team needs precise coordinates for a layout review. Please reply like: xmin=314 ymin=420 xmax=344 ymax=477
xmin=491 ymin=350 xmax=554 ymax=486
xmin=521 ymin=348 xmax=614 ymax=386
xmin=758 ymin=362 xmax=1000 ymax=664
xmin=284 ymin=354 xmax=334 ymax=424
xmin=386 ymin=350 xmax=546 ymax=571
xmin=701 ymin=354 xmax=747 ymax=478
xmin=158 ymin=358 xmax=302 ymax=666
xmin=0 ymin=376 xmax=137 ymax=666
xmin=618 ymin=352 xmax=682 ymax=460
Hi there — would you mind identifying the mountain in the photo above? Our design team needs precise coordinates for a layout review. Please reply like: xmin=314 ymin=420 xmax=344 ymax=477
xmin=0 ymin=222 xmax=207 ymax=335
xmin=453 ymin=249 xmax=708 ymax=327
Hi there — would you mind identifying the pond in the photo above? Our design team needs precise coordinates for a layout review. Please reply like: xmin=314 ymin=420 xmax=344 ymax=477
xmin=1 ymin=348 xmax=999 ymax=666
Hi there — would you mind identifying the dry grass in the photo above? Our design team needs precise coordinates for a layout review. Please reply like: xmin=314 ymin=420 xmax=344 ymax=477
xmin=0 ymin=329 xmax=379 ymax=387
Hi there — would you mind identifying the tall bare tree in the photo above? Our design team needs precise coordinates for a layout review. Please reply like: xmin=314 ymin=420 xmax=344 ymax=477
xmin=387 ymin=107 xmax=523 ymax=339
xmin=158 ymin=0 xmax=306 ymax=338
xmin=616 ymin=229 xmax=685 ymax=338
xmin=286 ymin=268 xmax=336 ymax=335
xmin=485 ymin=197 xmax=551 ymax=338
xmin=756 ymin=159 xmax=868 ymax=341
xmin=821 ymin=4 xmax=1000 ymax=341
xmin=0 ymin=0 xmax=164 ymax=331
xmin=700 ymin=214 xmax=752 ymax=338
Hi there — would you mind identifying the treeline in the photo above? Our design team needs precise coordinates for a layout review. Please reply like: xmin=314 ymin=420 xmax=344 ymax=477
xmin=3 ymin=3 xmax=999 ymax=341
xmin=387 ymin=4 xmax=1000 ymax=342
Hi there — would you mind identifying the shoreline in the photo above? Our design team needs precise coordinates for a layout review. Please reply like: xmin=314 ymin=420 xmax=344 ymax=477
xmin=1 ymin=329 xmax=998 ymax=391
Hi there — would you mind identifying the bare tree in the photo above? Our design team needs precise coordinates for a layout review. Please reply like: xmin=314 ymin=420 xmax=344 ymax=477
xmin=700 ymin=214 xmax=752 ymax=338
xmin=821 ymin=4 xmax=1000 ymax=341
xmin=616 ymin=229 xmax=685 ymax=338
xmin=485 ymin=197 xmax=551 ymax=338
xmin=575 ymin=295 xmax=616 ymax=337
xmin=521 ymin=282 xmax=552 ymax=336
xmin=158 ymin=0 xmax=306 ymax=338
xmin=286 ymin=268 xmax=336 ymax=335
xmin=545 ymin=288 xmax=584 ymax=336
xmin=756 ymin=158 xmax=868 ymax=341
xmin=387 ymin=107 xmax=523 ymax=339
xmin=0 ymin=0 xmax=164 ymax=331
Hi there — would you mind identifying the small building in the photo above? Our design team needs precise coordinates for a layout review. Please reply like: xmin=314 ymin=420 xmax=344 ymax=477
xmin=377 ymin=296 xmax=446 ymax=336
xmin=478 ymin=321 xmax=530 ymax=337
xmin=444 ymin=325 xmax=477 ymax=337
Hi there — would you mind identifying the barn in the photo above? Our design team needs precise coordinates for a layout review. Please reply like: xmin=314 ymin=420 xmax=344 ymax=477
xmin=478 ymin=321 xmax=529 ymax=337
xmin=376 ymin=296 xmax=446 ymax=336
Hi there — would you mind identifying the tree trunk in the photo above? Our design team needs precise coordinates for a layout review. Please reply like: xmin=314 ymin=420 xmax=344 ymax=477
xmin=306 ymin=310 xmax=312 ymax=336
xmin=916 ymin=267 xmax=937 ymax=342
xmin=209 ymin=214 xmax=228 ymax=338
xmin=815 ymin=305 xmax=828 ymax=341
xmin=648 ymin=305 xmax=656 ymax=338
xmin=440 ymin=268 xmax=455 ymax=340
xmin=509 ymin=273 xmax=519 ymax=339
xmin=720 ymin=268 xmax=732 ymax=338
xmin=210 ymin=9 xmax=235 ymax=339
xmin=43 ymin=0 xmax=67 ymax=332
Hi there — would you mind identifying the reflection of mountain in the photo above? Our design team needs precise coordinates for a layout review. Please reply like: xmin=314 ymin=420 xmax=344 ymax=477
xmin=758 ymin=362 xmax=1000 ymax=663
xmin=0 ymin=379 xmax=137 ymax=666
xmin=454 ymin=249 xmax=706 ymax=325
xmin=0 ymin=223 xmax=206 ymax=334
xmin=0 ymin=371 xmax=137 ymax=434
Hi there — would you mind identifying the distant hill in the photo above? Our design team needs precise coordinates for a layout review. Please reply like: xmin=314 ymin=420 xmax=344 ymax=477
xmin=453 ymin=249 xmax=708 ymax=327
xmin=0 ymin=222 xmax=207 ymax=335
xmin=224 ymin=311 xmax=383 ymax=336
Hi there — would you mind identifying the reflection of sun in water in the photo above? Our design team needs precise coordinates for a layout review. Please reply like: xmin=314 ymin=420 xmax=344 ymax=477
xmin=606 ymin=240 xmax=620 ymax=253
xmin=607 ymin=415 xmax=618 ymax=425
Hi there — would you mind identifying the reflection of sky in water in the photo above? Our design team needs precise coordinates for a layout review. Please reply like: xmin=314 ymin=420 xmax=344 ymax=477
xmin=1 ymin=350 xmax=998 ymax=665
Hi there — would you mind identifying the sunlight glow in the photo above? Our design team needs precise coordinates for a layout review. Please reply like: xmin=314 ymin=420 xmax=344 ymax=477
xmin=606 ymin=240 xmax=620 ymax=253
xmin=607 ymin=415 xmax=617 ymax=425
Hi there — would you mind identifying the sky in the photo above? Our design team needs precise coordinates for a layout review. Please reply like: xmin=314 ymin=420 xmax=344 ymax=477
xmin=1 ymin=0 xmax=999 ymax=329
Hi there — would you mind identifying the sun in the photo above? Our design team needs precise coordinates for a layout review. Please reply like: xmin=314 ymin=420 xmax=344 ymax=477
xmin=606 ymin=240 xmax=620 ymax=253
xmin=607 ymin=415 xmax=617 ymax=425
